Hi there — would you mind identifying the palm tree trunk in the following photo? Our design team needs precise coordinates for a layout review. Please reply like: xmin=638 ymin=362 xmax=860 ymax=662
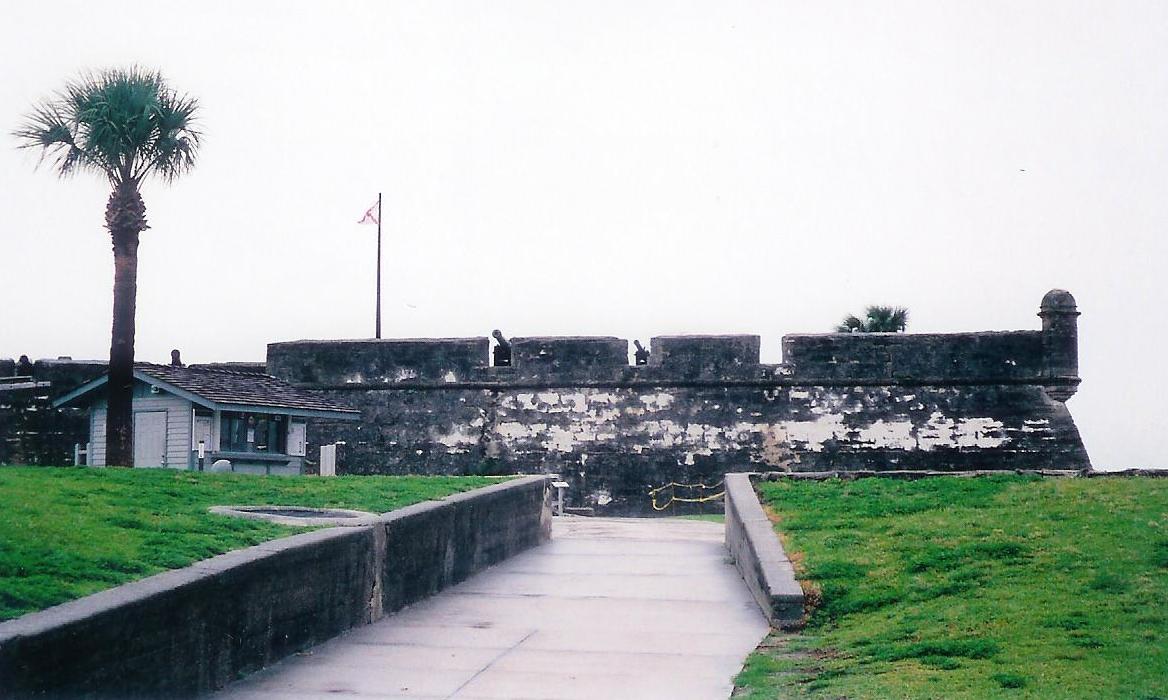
xmin=105 ymin=185 xmax=148 ymax=467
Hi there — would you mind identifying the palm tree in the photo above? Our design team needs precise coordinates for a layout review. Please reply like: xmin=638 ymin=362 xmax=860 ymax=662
xmin=15 ymin=68 xmax=201 ymax=467
xmin=836 ymin=306 xmax=909 ymax=333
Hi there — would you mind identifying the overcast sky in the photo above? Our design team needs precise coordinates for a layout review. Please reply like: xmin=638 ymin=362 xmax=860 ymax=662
xmin=1 ymin=1 xmax=1165 ymax=469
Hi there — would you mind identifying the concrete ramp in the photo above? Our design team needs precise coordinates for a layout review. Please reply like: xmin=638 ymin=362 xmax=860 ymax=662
xmin=217 ymin=517 xmax=770 ymax=700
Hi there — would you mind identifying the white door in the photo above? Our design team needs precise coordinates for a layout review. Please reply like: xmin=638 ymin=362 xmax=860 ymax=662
xmin=133 ymin=411 xmax=168 ymax=468
xmin=287 ymin=421 xmax=307 ymax=457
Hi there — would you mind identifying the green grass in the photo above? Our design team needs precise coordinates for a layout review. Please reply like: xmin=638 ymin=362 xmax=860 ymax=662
xmin=735 ymin=476 xmax=1168 ymax=699
xmin=0 ymin=466 xmax=499 ymax=621
xmin=674 ymin=513 xmax=727 ymax=523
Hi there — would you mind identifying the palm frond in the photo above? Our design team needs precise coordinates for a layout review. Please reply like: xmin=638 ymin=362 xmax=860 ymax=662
xmin=15 ymin=66 xmax=201 ymax=186
xmin=835 ymin=315 xmax=865 ymax=333
xmin=13 ymin=103 xmax=91 ymax=177
xmin=141 ymin=88 xmax=201 ymax=183
xmin=836 ymin=306 xmax=909 ymax=333
xmin=863 ymin=305 xmax=909 ymax=333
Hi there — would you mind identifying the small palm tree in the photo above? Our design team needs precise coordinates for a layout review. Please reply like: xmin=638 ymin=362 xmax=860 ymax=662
xmin=15 ymin=68 xmax=201 ymax=466
xmin=836 ymin=306 xmax=909 ymax=333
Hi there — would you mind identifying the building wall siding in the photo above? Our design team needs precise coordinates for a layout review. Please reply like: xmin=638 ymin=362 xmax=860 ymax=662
xmin=89 ymin=393 xmax=191 ymax=468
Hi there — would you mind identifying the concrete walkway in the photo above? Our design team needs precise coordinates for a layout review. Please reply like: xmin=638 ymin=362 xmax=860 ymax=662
xmin=217 ymin=517 xmax=770 ymax=700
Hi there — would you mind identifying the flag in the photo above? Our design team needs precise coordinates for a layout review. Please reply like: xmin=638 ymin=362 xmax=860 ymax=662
xmin=357 ymin=199 xmax=379 ymax=225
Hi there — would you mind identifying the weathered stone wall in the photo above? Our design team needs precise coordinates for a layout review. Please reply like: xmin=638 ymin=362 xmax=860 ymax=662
xmin=266 ymin=291 xmax=1090 ymax=516
xmin=782 ymin=331 xmax=1048 ymax=381
xmin=0 ymin=359 xmax=103 ymax=466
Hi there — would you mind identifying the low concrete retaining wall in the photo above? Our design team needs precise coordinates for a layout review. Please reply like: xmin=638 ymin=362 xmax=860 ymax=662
xmin=380 ymin=476 xmax=553 ymax=611
xmin=757 ymin=469 xmax=1086 ymax=481
xmin=0 ymin=475 xmax=551 ymax=699
xmin=724 ymin=472 xmax=804 ymax=629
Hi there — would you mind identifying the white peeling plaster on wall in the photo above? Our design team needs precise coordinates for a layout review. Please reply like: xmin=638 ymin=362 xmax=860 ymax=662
xmin=639 ymin=393 xmax=674 ymax=410
xmin=503 ymin=392 xmax=625 ymax=412
xmin=858 ymin=419 xmax=918 ymax=449
xmin=497 ymin=421 xmax=547 ymax=440
xmin=773 ymin=414 xmax=846 ymax=450
xmin=448 ymin=388 xmax=1018 ymax=457
xmin=920 ymin=415 xmax=1008 ymax=449
xmin=561 ymin=393 xmax=589 ymax=413
xmin=1020 ymin=419 xmax=1051 ymax=432
xmin=547 ymin=426 xmax=579 ymax=451
xmin=508 ymin=393 xmax=536 ymax=409
xmin=502 ymin=391 xmax=635 ymax=420
xmin=806 ymin=392 xmax=855 ymax=415
xmin=432 ymin=418 xmax=483 ymax=450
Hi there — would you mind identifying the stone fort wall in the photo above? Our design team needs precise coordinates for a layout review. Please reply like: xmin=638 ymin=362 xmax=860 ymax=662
xmin=266 ymin=290 xmax=1089 ymax=515
xmin=0 ymin=360 xmax=104 ymax=466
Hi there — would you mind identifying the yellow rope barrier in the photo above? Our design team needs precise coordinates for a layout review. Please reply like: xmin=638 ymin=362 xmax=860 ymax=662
xmin=647 ymin=481 xmax=726 ymax=511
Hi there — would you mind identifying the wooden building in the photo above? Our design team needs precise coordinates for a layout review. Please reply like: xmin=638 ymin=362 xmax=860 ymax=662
xmin=53 ymin=363 xmax=359 ymax=473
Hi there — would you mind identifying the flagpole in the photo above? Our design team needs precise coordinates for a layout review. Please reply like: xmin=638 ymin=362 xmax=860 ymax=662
xmin=375 ymin=192 xmax=382 ymax=339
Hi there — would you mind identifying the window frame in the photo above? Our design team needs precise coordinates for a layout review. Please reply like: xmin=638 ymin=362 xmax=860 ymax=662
xmin=218 ymin=411 xmax=288 ymax=454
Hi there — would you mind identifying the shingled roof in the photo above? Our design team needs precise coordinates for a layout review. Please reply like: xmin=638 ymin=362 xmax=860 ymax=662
xmin=54 ymin=363 xmax=359 ymax=418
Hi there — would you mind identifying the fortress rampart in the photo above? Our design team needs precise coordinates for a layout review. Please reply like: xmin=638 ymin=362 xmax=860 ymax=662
xmin=266 ymin=290 xmax=1089 ymax=515
xmin=0 ymin=359 xmax=104 ymax=466
xmin=1 ymin=291 xmax=1087 ymax=514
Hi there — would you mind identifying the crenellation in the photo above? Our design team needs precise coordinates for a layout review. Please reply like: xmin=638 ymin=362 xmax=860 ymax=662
xmin=274 ymin=291 xmax=1089 ymax=514
xmin=267 ymin=338 xmax=489 ymax=386
xmin=782 ymin=331 xmax=1047 ymax=383
xmin=650 ymin=335 xmax=761 ymax=378
xmin=510 ymin=337 xmax=628 ymax=376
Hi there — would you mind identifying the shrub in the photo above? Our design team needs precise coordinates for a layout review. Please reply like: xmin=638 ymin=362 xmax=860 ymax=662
xmin=991 ymin=672 xmax=1028 ymax=689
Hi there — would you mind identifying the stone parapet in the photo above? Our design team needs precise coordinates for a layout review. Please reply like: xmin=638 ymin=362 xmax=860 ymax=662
xmin=724 ymin=473 xmax=804 ymax=628
xmin=267 ymin=338 xmax=489 ymax=386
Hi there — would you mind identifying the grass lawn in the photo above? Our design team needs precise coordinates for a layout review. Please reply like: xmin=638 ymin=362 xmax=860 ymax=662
xmin=675 ymin=513 xmax=727 ymax=523
xmin=0 ymin=466 xmax=499 ymax=622
xmin=734 ymin=475 xmax=1168 ymax=699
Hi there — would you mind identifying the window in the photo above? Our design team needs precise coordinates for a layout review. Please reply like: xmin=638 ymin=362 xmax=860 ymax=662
xmin=219 ymin=412 xmax=287 ymax=453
